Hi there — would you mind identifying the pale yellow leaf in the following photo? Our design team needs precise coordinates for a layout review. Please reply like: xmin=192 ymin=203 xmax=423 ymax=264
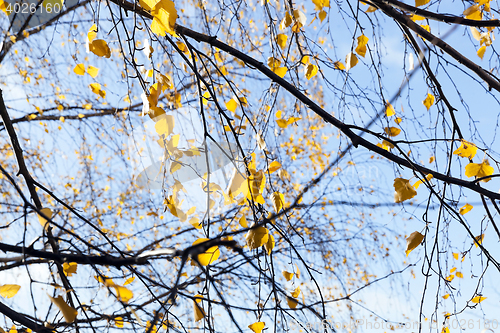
xmin=48 ymin=295 xmax=78 ymax=323
xmin=0 ymin=285 xmax=20 ymax=298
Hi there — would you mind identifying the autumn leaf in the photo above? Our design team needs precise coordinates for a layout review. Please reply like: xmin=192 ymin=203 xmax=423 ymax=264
xmin=276 ymin=34 xmax=288 ymax=50
xmin=394 ymin=178 xmax=417 ymax=203
xmin=474 ymin=234 xmax=484 ymax=247
xmin=74 ymin=64 xmax=85 ymax=75
xmin=273 ymin=66 xmax=288 ymax=78
xmin=249 ymin=322 xmax=265 ymax=333
xmin=312 ymin=0 xmax=329 ymax=10
xmin=415 ymin=0 xmax=430 ymax=6
xmin=87 ymin=24 xmax=97 ymax=42
xmin=355 ymin=35 xmax=369 ymax=57
xmin=89 ymin=39 xmax=111 ymax=58
xmin=459 ymin=203 xmax=473 ymax=215
xmin=86 ymin=65 xmax=99 ymax=78
xmin=318 ymin=9 xmax=327 ymax=22
xmin=464 ymin=5 xmax=482 ymax=20
xmin=465 ymin=159 xmax=494 ymax=182
xmin=151 ymin=0 xmax=177 ymax=36
xmin=413 ymin=174 xmax=433 ymax=189
xmin=471 ymin=295 xmax=487 ymax=303
xmin=422 ymin=93 xmax=435 ymax=110
xmin=271 ymin=191 xmax=284 ymax=213
xmin=89 ymin=83 xmax=106 ymax=99
xmin=226 ymin=99 xmax=238 ymax=112
xmin=48 ymin=295 xmax=78 ymax=323
xmin=385 ymin=102 xmax=395 ymax=116
xmin=405 ymin=231 xmax=424 ymax=256
xmin=282 ymin=270 xmax=294 ymax=281
xmin=305 ymin=64 xmax=319 ymax=80
xmin=345 ymin=52 xmax=358 ymax=70
xmin=334 ymin=61 xmax=345 ymax=70
xmin=264 ymin=233 xmax=275 ymax=255
xmin=63 ymin=262 xmax=77 ymax=276
xmin=287 ymin=296 xmax=298 ymax=309
xmin=477 ymin=45 xmax=486 ymax=59
xmin=154 ymin=115 xmax=175 ymax=135
xmin=384 ymin=127 xmax=401 ymax=137
xmin=268 ymin=161 xmax=282 ymax=173
xmin=37 ymin=207 xmax=53 ymax=228
xmin=291 ymin=286 xmax=301 ymax=298
xmin=0 ymin=284 xmax=20 ymax=298
xmin=193 ymin=294 xmax=205 ymax=321
xmin=192 ymin=238 xmax=220 ymax=266
xmin=453 ymin=140 xmax=477 ymax=159
xmin=246 ymin=226 xmax=269 ymax=250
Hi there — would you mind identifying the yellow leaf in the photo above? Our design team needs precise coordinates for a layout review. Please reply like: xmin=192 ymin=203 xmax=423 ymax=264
xmin=246 ymin=226 xmax=269 ymax=250
xmin=384 ymin=126 xmax=401 ymax=137
xmin=189 ymin=217 xmax=202 ymax=229
xmin=276 ymin=118 xmax=288 ymax=128
xmin=477 ymin=45 xmax=486 ymax=59
xmin=345 ymin=52 xmax=358 ymax=70
xmin=312 ymin=0 xmax=329 ymax=10
xmin=415 ymin=0 xmax=430 ymax=6
xmin=471 ymin=295 xmax=486 ymax=303
xmin=423 ymin=93 xmax=435 ymax=110
xmin=154 ymin=114 xmax=175 ymax=135
xmin=114 ymin=317 xmax=124 ymax=328
xmin=280 ymin=11 xmax=293 ymax=30
xmin=248 ymin=322 xmax=265 ymax=333
xmin=89 ymin=39 xmax=111 ymax=58
xmin=443 ymin=294 xmax=450 ymax=299
xmin=48 ymin=295 xmax=78 ymax=323
xmin=453 ymin=140 xmax=477 ymax=159
xmin=87 ymin=24 xmax=97 ymax=42
xmin=474 ymin=234 xmax=484 ymax=247
xmin=442 ymin=327 xmax=450 ymax=333
xmin=453 ymin=252 xmax=459 ymax=260
xmin=365 ymin=5 xmax=377 ymax=12
xmin=226 ymin=99 xmax=238 ymax=112
xmin=271 ymin=192 xmax=284 ymax=213
xmin=62 ymin=262 xmax=77 ymax=276
xmin=456 ymin=271 xmax=463 ymax=278
xmin=268 ymin=161 xmax=282 ymax=173
xmin=73 ymin=64 xmax=85 ymax=75
xmin=405 ymin=231 xmax=424 ymax=256
xmin=0 ymin=285 xmax=20 ymax=298
xmin=411 ymin=14 xmax=425 ymax=21
xmin=334 ymin=61 xmax=345 ymax=70
xmin=273 ymin=66 xmax=288 ymax=78
xmin=276 ymin=34 xmax=288 ymax=50
xmin=305 ymin=64 xmax=318 ymax=80
xmin=239 ymin=215 xmax=248 ymax=228
xmin=464 ymin=5 xmax=482 ymax=20
xmin=394 ymin=178 xmax=417 ymax=203
xmin=151 ymin=0 xmax=177 ymax=36
xmin=465 ymin=159 xmax=494 ymax=182
xmin=413 ymin=174 xmax=433 ymax=189
xmin=114 ymin=285 xmax=133 ymax=303
xmin=170 ymin=161 xmax=182 ymax=174
xmin=124 ymin=277 xmax=135 ymax=285
xmin=38 ymin=207 xmax=53 ymax=228
xmin=86 ymin=65 xmax=99 ymax=78
xmin=89 ymin=83 xmax=106 ymax=98
xmin=291 ymin=286 xmax=301 ymax=298
xmin=192 ymin=238 xmax=220 ymax=266
xmin=193 ymin=294 xmax=205 ymax=321
xmin=282 ymin=270 xmax=294 ymax=281
xmin=264 ymin=233 xmax=275 ymax=255
xmin=429 ymin=156 xmax=435 ymax=163
xmin=318 ymin=9 xmax=327 ymax=22
xmin=287 ymin=297 xmax=298 ymax=309
xmin=385 ymin=102 xmax=395 ymax=116
xmin=355 ymin=35 xmax=369 ymax=57
xmin=459 ymin=203 xmax=473 ymax=215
